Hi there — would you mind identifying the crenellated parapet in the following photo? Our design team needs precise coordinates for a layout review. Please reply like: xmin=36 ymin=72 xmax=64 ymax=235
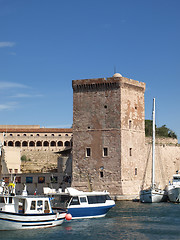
xmin=72 ymin=78 xmax=120 ymax=92
xmin=72 ymin=75 xmax=145 ymax=93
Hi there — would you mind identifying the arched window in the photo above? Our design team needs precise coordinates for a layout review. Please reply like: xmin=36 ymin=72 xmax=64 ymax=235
xmin=50 ymin=141 xmax=56 ymax=147
xmin=22 ymin=141 xmax=28 ymax=147
xmin=65 ymin=141 xmax=70 ymax=147
xmin=8 ymin=141 xmax=14 ymax=147
xmin=43 ymin=141 xmax=49 ymax=147
xmin=65 ymin=134 xmax=68 ymax=136
xmin=15 ymin=141 xmax=21 ymax=147
xmin=29 ymin=141 xmax=35 ymax=147
xmin=58 ymin=141 xmax=63 ymax=146
xmin=36 ymin=141 xmax=42 ymax=147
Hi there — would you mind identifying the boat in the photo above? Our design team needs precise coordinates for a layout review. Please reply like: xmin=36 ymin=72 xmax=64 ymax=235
xmin=167 ymin=170 xmax=180 ymax=203
xmin=43 ymin=187 xmax=115 ymax=219
xmin=140 ymin=98 xmax=167 ymax=203
xmin=0 ymin=180 xmax=70 ymax=230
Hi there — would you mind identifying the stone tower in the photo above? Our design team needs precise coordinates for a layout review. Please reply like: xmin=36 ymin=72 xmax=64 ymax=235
xmin=72 ymin=73 xmax=146 ymax=199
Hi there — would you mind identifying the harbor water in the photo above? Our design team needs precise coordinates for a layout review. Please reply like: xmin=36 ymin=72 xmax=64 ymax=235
xmin=1 ymin=201 xmax=180 ymax=240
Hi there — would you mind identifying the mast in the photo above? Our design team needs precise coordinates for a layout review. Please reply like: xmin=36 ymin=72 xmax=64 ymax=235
xmin=152 ymin=98 xmax=155 ymax=188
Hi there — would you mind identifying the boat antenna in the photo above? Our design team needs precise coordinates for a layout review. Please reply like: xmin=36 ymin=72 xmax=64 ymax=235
xmin=152 ymin=98 xmax=155 ymax=188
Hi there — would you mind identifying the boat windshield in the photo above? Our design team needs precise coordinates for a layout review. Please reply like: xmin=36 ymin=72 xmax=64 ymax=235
xmin=69 ymin=196 xmax=80 ymax=206
xmin=51 ymin=195 xmax=71 ymax=209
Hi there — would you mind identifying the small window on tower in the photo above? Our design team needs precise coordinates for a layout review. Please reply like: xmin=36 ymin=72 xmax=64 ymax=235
xmin=129 ymin=148 xmax=132 ymax=156
xmin=86 ymin=148 xmax=91 ymax=157
xmin=103 ymin=148 xmax=108 ymax=157
xmin=100 ymin=171 xmax=104 ymax=178
xmin=129 ymin=120 xmax=132 ymax=129
xmin=135 ymin=168 xmax=137 ymax=175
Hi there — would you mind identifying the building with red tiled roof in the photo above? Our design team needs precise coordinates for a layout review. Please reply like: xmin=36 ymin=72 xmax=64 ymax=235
xmin=0 ymin=125 xmax=72 ymax=175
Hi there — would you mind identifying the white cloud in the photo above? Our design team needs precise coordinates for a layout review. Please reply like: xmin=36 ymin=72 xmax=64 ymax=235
xmin=0 ymin=42 xmax=15 ymax=48
xmin=0 ymin=82 xmax=28 ymax=89
xmin=9 ymin=52 xmax=16 ymax=56
xmin=10 ymin=93 xmax=43 ymax=98
xmin=0 ymin=102 xmax=17 ymax=111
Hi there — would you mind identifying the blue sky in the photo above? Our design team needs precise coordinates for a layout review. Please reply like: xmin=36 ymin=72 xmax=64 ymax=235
xmin=0 ymin=0 xmax=180 ymax=141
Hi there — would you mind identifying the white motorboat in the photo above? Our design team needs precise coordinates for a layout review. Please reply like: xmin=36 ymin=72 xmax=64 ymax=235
xmin=167 ymin=171 xmax=180 ymax=203
xmin=44 ymin=187 xmax=115 ymax=219
xmin=0 ymin=180 xmax=70 ymax=230
xmin=140 ymin=98 xmax=167 ymax=203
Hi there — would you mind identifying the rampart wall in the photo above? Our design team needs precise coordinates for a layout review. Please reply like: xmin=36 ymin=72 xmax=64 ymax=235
xmin=143 ymin=138 xmax=180 ymax=191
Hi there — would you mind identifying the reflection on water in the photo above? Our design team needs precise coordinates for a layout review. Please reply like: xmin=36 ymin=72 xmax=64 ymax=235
xmin=1 ymin=201 xmax=180 ymax=240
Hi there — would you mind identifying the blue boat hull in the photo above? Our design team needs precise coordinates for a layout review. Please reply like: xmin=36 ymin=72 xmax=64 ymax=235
xmin=68 ymin=204 xmax=115 ymax=219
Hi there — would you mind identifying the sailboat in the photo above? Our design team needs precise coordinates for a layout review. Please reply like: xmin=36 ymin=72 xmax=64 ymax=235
xmin=140 ymin=98 xmax=167 ymax=203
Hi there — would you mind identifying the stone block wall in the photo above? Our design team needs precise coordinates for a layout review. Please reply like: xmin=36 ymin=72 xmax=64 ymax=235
xmin=20 ymin=150 xmax=59 ymax=173
xmin=143 ymin=140 xmax=180 ymax=190
xmin=72 ymin=74 xmax=146 ymax=198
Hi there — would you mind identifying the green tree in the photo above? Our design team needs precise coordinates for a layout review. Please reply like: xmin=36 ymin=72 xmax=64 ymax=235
xmin=21 ymin=155 xmax=31 ymax=162
xmin=145 ymin=121 xmax=177 ymax=139
xmin=21 ymin=155 xmax=27 ymax=162
xmin=156 ymin=125 xmax=169 ymax=137
xmin=145 ymin=120 xmax=153 ymax=137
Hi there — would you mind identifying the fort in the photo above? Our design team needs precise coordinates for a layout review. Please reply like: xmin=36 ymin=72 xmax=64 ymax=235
xmin=0 ymin=73 xmax=180 ymax=199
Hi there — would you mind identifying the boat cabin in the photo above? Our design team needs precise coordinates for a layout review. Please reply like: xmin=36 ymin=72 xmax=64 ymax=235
xmin=171 ymin=174 xmax=180 ymax=186
xmin=0 ymin=195 xmax=52 ymax=214
xmin=69 ymin=194 xmax=112 ymax=206
xmin=0 ymin=195 xmax=15 ymax=212
xmin=49 ymin=187 xmax=113 ymax=209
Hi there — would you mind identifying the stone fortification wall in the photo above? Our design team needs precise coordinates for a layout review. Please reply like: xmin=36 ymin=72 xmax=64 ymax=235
xmin=143 ymin=139 xmax=180 ymax=190
xmin=21 ymin=149 xmax=72 ymax=175
xmin=72 ymin=77 xmax=122 ymax=194
xmin=72 ymin=74 xmax=146 ymax=198
xmin=120 ymin=76 xmax=145 ymax=197
xmin=145 ymin=136 xmax=178 ymax=145
xmin=20 ymin=150 xmax=59 ymax=173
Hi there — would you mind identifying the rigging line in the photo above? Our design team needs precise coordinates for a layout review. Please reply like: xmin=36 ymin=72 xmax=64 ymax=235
xmin=156 ymin=144 xmax=166 ymax=187
xmin=141 ymin=142 xmax=152 ymax=190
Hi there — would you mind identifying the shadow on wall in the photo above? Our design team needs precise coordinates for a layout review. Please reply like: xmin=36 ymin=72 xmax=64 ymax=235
xmin=1 ymin=148 xmax=9 ymax=174
xmin=57 ymin=148 xmax=72 ymax=191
